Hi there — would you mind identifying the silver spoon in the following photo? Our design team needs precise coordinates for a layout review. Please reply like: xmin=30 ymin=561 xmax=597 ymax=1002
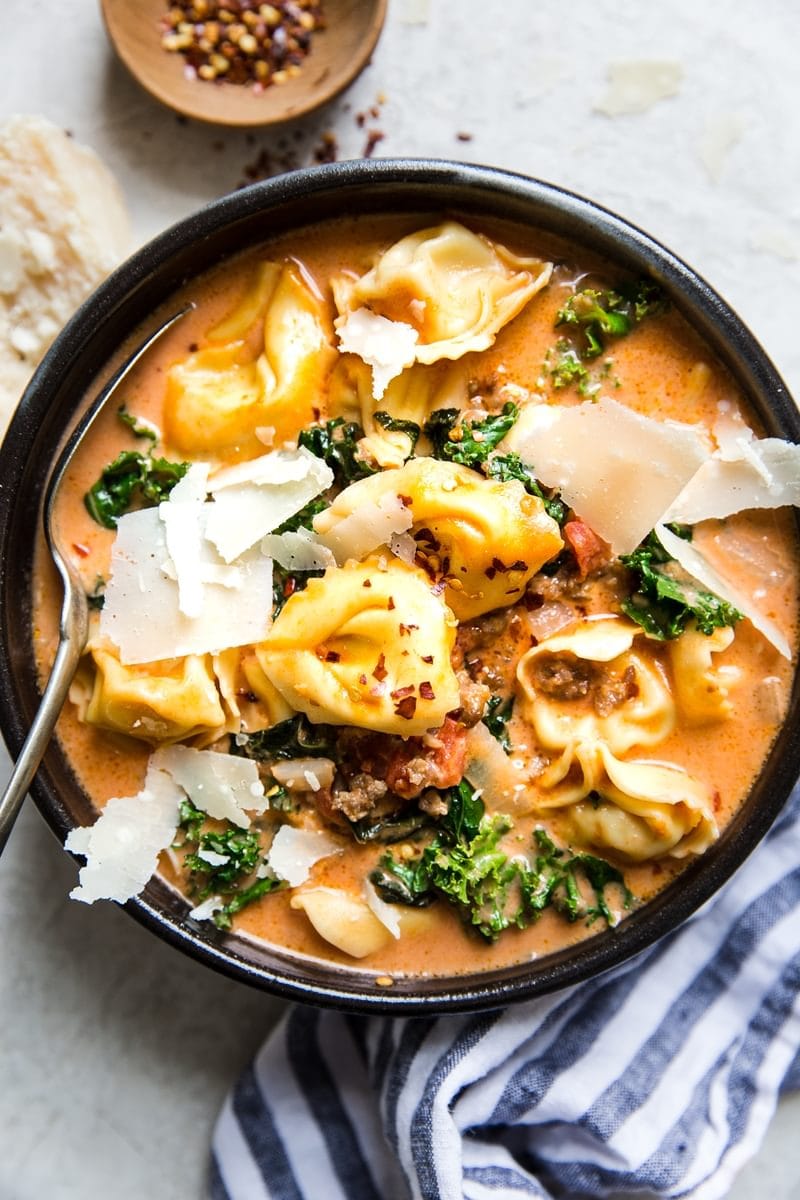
xmin=0 ymin=304 xmax=193 ymax=855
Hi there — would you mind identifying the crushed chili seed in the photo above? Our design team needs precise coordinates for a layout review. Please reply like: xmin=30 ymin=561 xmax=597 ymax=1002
xmin=362 ymin=579 xmax=372 ymax=588
xmin=373 ymin=654 xmax=388 ymax=681
xmin=419 ymin=681 xmax=435 ymax=700
xmin=312 ymin=131 xmax=338 ymax=163
xmin=159 ymin=1 xmax=326 ymax=90
xmin=394 ymin=696 xmax=417 ymax=720
xmin=387 ymin=596 xmax=396 ymax=611
xmin=391 ymin=685 xmax=415 ymax=700
xmin=421 ymin=655 xmax=434 ymax=664
xmin=398 ymin=494 xmax=413 ymax=506
xmin=324 ymin=650 xmax=340 ymax=662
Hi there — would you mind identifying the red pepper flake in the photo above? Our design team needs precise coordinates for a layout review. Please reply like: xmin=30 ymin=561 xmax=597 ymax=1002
xmin=312 ymin=406 xmax=321 ymax=421
xmin=509 ymin=559 xmax=528 ymax=572
xmin=421 ymin=655 xmax=434 ymax=664
xmin=363 ymin=579 xmax=372 ymax=588
xmin=283 ymin=577 xmax=297 ymax=598
xmin=359 ymin=673 xmax=367 ymax=685
xmin=391 ymin=684 xmax=415 ymax=700
xmin=363 ymin=129 xmax=385 ymax=158
xmin=419 ymin=681 xmax=435 ymax=700
xmin=373 ymin=654 xmax=388 ymax=681
xmin=72 ymin=542 xmax=91 ymax=558
xmin=387 ymin=596 xmax=395 ymax=611
xmin=485 ymin=566 xmax=497 ymax=581
xmin=324 ymin=650 xmax=340 ymax=663
xmin=491 ymin=557 xmax=509 ymax=573
xmin=398 ymin=494 xmax=413 ymax=506
xmin=394 ymin=696 xmax=417 ymax=720
xmin=398 ymin=623 xmax=419 ymax=636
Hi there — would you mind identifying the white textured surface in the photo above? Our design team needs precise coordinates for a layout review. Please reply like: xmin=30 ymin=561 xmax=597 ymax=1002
xmin=1 ymin=0 xmax=799 ymax=1197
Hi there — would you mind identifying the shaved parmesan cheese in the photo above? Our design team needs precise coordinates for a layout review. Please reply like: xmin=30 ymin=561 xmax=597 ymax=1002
xmin=159 ymin=464 xmax=209 ymax=619
xmin=316 ymin=491 xmax=413 ymax=563
xmin=390 ymin=530 xmax=418 ymax=564
xmin=196 ymin=849 xmax=230 ymax=866
xmin=665 ymin=438 xmax=800 ymax=525
xmin=100 ymin=507 xmax=272 ymax=665
xmin=266 ymin=825 xmax=342 ymax=887
xmin=206 ymin=448 xmax=333 ymax=563
xmin=363 ymin=878 xmax=401 ymax=938
xmin=698 ymin=113 xmax=744 ymax=184
xmin=336 ymin=307 xmax=419 ymax=399
xmin=594 ymin=61 xmax=683 ymax=117
xmin=188 ymin=895 xmax=225 ymax=922
xmin=270 ymin=758 xmax=336 ymax=792
xmin=260 ymin=528 xmax=336 ymax=572
xmin=464 ymin=721 xmax=533 ymax=816
xmin=505 ymin=398 xmax=708 ymax=554
xmin=152 ymin=744 xmax=268 ymax=828
xmin=66 ymin=762 xmax=182 ymax=904
xmin=655 ymin=523 xmax=791 ymax=659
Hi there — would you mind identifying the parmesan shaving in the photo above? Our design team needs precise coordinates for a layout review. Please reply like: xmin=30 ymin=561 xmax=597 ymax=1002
xmin=206 ymin=447 xmax=333 ymax=562
xmin=159 ymin=463 xmax=209 ymax=619
xmin=665 ymin=438 xmax=800 ymax=525
xmin=594 ymin=60 xmax=683 ymax=117
xmin=316 ymin=491 xmax=414 ymax=564
xmin=270 ymin=758 xmax=336 ymax=791
xmin=505 ymin=397 xmax=708 ymax=554
xmin=100 ymin=507 xmax=272 ymax=665
xmin=66 ymin=762 xmax=183 ymax=904
xmin=188 ymin=895 xmax=225 ymax=922
xmin=655 ymin=523 xmax=791 ymax=659
xmin=266 ymin=825 xmax=342 ymax=887
xmin=260 ymin=528 xmax=336 ymax=572
xmin=335 ymin=307 xmax=419 ymax=399
xmin=152 ymin=744 xmax=268 ymax=828
xmin=464 ymin=721 xmax=534 ymax=816
xmin=390 ymin=530 xmax=418 ymax=564
xmin=363 ymin=878 xmax=402 ymax=938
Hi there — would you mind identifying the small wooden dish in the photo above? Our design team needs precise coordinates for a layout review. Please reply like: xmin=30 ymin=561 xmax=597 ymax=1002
xmin=100 ymin=0 xmax=387 ymax=127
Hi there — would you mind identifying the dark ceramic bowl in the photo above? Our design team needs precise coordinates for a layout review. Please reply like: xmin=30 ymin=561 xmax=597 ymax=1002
xmin=1 ymin=161 xmax=798 ymax=1012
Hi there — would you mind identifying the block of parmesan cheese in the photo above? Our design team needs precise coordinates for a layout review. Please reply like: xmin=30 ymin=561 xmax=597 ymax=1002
xmin=0 ymin=115 xmax=131 ymax=434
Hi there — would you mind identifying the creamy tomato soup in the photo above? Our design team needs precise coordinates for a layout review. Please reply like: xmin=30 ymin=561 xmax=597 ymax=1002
xmin=33 ymin=215 xmax=799 ymax=979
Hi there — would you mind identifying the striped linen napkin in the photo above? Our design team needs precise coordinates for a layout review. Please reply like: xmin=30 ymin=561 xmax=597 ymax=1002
xmin=211 ymin=782 xmax=800 ymax=1200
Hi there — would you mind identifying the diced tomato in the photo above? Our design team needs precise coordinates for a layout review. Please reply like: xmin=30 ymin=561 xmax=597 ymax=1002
xmin=385 ymin=717 xmax=467 ymax=798
xmin=563 ymin=519 xmax=611 ymax=578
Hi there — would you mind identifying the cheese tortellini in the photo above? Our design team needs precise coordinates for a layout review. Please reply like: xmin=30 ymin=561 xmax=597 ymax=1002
xmin=258 ymin=559 xmax=461 ymax=736
xmin=669 ymin=623 xmax=740 ymax=725
xmin=83 ymin=644 xmax=231 ymax=744
xmin=327 ymin=355 xmax=467 ymax=468
xmin=165 ymin=260 xmax=336 ymax=457
xmin=517 ymin=617 xmax=717 ymax=860
xmin=333 ymin=222 xmax=553 ymax=364
xmin=314 ymin=457 xmax=563 ymax=619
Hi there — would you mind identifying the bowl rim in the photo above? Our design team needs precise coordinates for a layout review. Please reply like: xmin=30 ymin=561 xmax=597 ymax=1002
xmin=1 ymin=158 xmax=798 ymax=1013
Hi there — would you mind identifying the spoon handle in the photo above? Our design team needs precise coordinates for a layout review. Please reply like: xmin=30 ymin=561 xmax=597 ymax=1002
xmin=0 ymin=302 xmax=194 ymax=856
xmin=0 ymin=586 xmax=87 ymax=854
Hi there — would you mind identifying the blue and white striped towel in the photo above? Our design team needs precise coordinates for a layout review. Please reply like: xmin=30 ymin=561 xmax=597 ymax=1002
xmin=211 ymin=783 xmax=800 ymax=1200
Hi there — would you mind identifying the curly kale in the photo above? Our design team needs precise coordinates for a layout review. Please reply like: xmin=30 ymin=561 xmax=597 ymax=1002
xmin=486 ymin=452 xmax=567 ymax=525
xmin=556 ymin=280 xmax=668 ymax=359
xmin=232 ymin=714 xmax=337 ymax=763
xmin=84 ymin=450 xmax=190 ymax=529
xmin=621 ymin=528 xmax=742 ymax=639
xmin=424 ymin=402 xmax=519 ymax=470
xmin=298 ymin=418 xmax=376 ymax=487
xmin=482 ymin=694 xmax=514 ymax=753
xmin=370 ymin=783 xmax=632 ymax=941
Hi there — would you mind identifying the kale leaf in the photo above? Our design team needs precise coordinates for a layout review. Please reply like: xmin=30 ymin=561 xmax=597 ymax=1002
xmin=233 ymin=714 xmax=337 ymax=763
xmin=298 ymin=418 xmax=376 ymax=488
xmin=621 ymin=528 xmax=741 ymax=639
xmin=486 ymin=452 xmax=567 ymax=525
xmin=117 ymin=404 xmax=157 ymax=444
xmin=371 ymin=783 xmax=634 ymax=942
xmin=213 ymin=876 xmax=285 ymax=930
xmin=86 ymin=577 xmax=106 ymax=611
xmin=482 ymin=694 xmax=514 ymax=753
xmin=84 ymin=450 xmax=190 ymax=529
xmin=374 ymin=410 xmax=422 ymax=455
xmin=556 ymin=280 xmax=668 ymax=359
xmin=349 ymin=810 xmax=431 ymax=844
xmin=424 ymin=402 xmax=519 ymax=470
xmin=184 ymin=828 xmax=262 ymax=898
